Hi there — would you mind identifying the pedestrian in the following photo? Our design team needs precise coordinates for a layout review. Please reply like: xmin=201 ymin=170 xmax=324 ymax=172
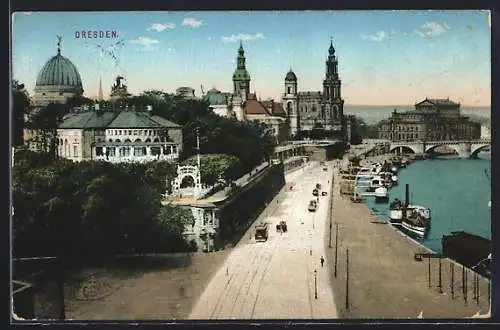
xmin=320 ymin=256 xmax=325 ymax=267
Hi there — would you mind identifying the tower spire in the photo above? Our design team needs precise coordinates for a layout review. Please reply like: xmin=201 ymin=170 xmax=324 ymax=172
xmin=56 ymin=35 xmax=62 ymax=55
xmin=98 ymin=77 xmax=104 ymax=101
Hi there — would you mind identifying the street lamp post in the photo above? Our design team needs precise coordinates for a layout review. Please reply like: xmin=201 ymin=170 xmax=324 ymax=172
xmin=329 ymin=220 xmax=332 ymax=248
xmin=334 ymin=222 xmax=339 ymax=278
xmin=314 ymin=269 xmax=318 ymax=299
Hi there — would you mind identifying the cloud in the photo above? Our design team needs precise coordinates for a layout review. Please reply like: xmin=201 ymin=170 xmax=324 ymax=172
xmin=221 ymin=33 xmax=265 ymax=43
xmin=147 ymin=23 xmax=175 ymax=32
xmin=414 ymin=21 xmax=451 ymax=37
xmin=130 ymin=36 xmax=159 ymax=51
xmin=182 ymin=17 xmax=203 ymax=28
xmin=130 ymin=36 xmax=159 ymax=46
xmin=207 ymin=36 xmax=212 ymax=41
xmin=360 ymin=30 xmax=390 ymax=42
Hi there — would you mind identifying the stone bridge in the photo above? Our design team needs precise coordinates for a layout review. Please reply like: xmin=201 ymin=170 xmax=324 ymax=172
xmin=389 ymin=139 xmax=491 ymax=159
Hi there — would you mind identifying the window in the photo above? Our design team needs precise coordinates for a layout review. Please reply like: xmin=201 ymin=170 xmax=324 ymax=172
xmin=287 ymin=86 xmax=291 ymax=94
xmin=96 ymin=147 xmax=103 ymax=156
xmin=133 ymin=130 xmax=137 ymax=135
xmin=73 ymin=145 xmax=78 ymax=157
xmin=119 ymin=130 xmax=122 ymax=135
xmin=151 ymin=146 xmax=161 ymax=155
xmin=133 ymin=147 xmax=140 ymax=156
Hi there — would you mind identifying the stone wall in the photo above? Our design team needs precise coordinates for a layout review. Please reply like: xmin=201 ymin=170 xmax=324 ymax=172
xmin=306 ymin=142 xmax=346 ymax=162
xmin=216 ymin=163 xmax=285 ymax=248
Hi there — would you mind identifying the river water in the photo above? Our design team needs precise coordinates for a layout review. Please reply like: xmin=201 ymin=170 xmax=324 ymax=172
xmin=364 ymin=152 xmax=491 ymax=254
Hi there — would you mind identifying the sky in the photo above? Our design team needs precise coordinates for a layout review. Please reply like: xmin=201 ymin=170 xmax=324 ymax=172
xmin=11 ymin=10 xmax=491 ymax=106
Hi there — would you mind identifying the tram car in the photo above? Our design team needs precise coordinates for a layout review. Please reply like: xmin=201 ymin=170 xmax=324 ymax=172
xmin=254 ymin=222 xmax=269 ymax=242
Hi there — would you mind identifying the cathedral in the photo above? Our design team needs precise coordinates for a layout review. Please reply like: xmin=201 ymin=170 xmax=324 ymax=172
xmin=203 ymin=40 xmax=347 ymax=142
xmin=282 ymin=40 xmax=345 ymax=139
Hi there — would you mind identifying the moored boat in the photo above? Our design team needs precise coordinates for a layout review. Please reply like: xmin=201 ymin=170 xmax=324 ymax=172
xmin=401 ymin=210 xmax=429 ymax=237
xmin=374 ymin=187 xmax=389 ymax=203
xmin=389 ymin=184 xmax=431 ymax=227
xmin=391 ymin=174 xmax=398 ymax=185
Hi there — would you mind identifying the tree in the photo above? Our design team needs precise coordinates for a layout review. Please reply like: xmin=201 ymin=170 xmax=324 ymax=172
xmin=12 ymin=80 xmax=31 ymax=147
xmin=25 ymin=102 xmax=69 ymax=159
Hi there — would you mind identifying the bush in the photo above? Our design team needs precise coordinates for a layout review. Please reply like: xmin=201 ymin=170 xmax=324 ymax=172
xmin=12 ymin=152 xmax=194 ymax=258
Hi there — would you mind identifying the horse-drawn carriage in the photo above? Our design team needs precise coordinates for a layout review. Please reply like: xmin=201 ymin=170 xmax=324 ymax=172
xmin=276 ymin=221 xmax=287 ymax=232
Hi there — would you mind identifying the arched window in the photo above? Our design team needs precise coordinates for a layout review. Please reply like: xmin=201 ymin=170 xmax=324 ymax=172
xmin=145 ymin=138 xmax=151 ymax=143
xmin=124 ymin=139 xmax=131 ymax=143
xmin=134 ymin=138 xmax=141 ymax=142
xmin=115 ymin=139 xmax=121 ymax=143
xmin=287 ymin=102 xmax=292 ymax=115
xmin=153 ymin=138 xmax=160 ymax=142
xmin=287 ymin=86 xmax=291 ymax=94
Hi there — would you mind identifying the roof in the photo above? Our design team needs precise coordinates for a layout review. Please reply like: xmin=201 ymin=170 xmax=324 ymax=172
xmin=58 ymin=111 xmax=117 ymax=129
xmin=416 ymin=98 xmax=459 ymax=107
xmin=108 ymin=111 xmax=180 ymax=128
xmin=59 ymin=109 xmax=181 ymax=129
xmin=204 ymin=89 xmax=231 ymax=105
xmin=261 ymin=101 xmax=287 ymax=117
xmin=285 ymin=70 xmax=297 ymax=81
xmin=244 ymin=98 xmax=271 ymax=116
xmin=35 ymin=52 xmax=83 ymax=90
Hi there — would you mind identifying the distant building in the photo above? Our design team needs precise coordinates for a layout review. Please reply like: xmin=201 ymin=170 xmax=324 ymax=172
xmin=201 ymin=42 xmax=290 ymax=142
xmin=32 ymin=37 xmax=84 ymax=107
xmin=203 ymin=88 xmax=234 ymax=117
xmin=379 ymin=98 xmax=481 ymax=141
xmin=243 ymin=94 xmax=289 ymax=144
xmin=109 ymin=76 xmax=131 ymax=101
xmin=176 ymin=87 xmax=196 ymax=99
xmin=481 ymin=123 xmax=491 ymax=139
xmin=282 ymin=40 xmax=345 ymax=139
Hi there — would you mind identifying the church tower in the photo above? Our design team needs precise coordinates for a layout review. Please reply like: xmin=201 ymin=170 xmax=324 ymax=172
xmin=283 ymin=68 xmax=299 ymax=137
xmin=231 ymin=41 xmax=251 ymax=121
xmin=322 ymin=40 xmax=344 ymax=134
xmin=232 ymin=41 xmax=251 ymax=99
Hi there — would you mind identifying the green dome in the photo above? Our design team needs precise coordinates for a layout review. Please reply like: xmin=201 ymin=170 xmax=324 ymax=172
xmin=204 ymin=88 xmax=230 ymax=105
xmin=285 ymin=70 xmax=297 ymax=81
xmin=34 ymin=52 xmax=83 ymax=93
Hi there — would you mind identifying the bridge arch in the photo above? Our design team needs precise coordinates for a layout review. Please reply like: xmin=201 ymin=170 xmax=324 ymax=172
xmin=389 ymin=145 xmax=417 ymax=154
xmin=425 ymin=144 xmax=460 ymax=155
xmin=471 ymin=144 xmax=491 ymax=157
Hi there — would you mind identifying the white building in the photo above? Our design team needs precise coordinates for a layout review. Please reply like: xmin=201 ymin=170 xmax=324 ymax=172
xmin=481 ymin=123 xmax=491 ymax=139
xmin=57 ymin=104 xmax=183 ymax=163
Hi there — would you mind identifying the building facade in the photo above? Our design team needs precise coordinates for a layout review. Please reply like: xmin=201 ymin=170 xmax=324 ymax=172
xmin=379 ymin=98 xmax=481 ymax=141
xmin=57 ymin=104 xmax=183 ymax=163
xmin=282 ymin=41 xmax=345 ymax=139
xmin=176 ymin=87 xmax=196 ymax=99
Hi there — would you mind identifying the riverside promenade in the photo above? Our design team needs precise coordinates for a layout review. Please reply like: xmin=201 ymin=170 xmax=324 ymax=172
xmin=189 ymin=162 xmax=338 ymax=319
xmin=325 ymin=160 xmax=491 ymax=319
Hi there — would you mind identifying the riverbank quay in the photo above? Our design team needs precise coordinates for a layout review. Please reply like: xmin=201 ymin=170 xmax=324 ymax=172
xmin=325 ymin=166 xmax=491 ymax=319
